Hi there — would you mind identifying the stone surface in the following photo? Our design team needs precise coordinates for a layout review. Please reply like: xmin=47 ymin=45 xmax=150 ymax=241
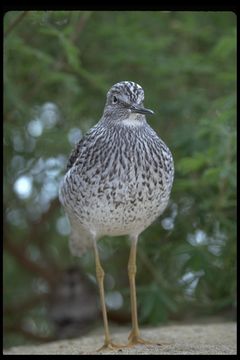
xmin=4 ymin=322 xmax=236 ymax=355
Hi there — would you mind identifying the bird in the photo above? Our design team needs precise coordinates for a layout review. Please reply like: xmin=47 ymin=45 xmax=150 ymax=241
xmin=59 ymin=81 xmax=174 ymax=351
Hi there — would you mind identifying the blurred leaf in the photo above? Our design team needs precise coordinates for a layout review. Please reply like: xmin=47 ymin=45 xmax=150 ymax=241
xmin=177 ymin=153 xmax=208 ymax=174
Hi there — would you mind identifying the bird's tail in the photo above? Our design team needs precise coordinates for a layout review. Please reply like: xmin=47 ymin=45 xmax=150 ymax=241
xmin=69 ymin=222 xmax=93 ymax=257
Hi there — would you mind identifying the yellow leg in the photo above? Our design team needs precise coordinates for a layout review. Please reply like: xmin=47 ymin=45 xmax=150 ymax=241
xmin=93 ymin=239 xmax=125 ymax=352
xmin=127 ymin=235 xmax=158 ymax=347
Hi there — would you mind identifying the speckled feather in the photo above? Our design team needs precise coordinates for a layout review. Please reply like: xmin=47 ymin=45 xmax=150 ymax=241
xmin=59 ymin=81 xmax=174 ymax=256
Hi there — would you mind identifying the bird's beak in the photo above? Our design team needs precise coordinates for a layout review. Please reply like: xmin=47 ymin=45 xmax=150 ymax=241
xmin=129 ymin=104 xmax=154 ymax=115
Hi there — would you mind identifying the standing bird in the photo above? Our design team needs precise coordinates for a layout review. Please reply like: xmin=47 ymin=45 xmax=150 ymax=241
xmin=59 ymin=81 xmax=174 ymax=351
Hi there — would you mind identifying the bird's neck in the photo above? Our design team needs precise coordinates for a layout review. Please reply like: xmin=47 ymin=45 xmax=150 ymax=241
xmin=99 ymin=112 xmax=147 ymax=130
xmin=121 ymin=113 xmax=146 ymax=127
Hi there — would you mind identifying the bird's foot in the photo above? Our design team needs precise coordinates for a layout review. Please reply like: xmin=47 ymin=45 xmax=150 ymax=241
xmin=127 ymin=331 xmax=162 ymax=347
xmin=97 ymin=341 xmax=126 ymax=352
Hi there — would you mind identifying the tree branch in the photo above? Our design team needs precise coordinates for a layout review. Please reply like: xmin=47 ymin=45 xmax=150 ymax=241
xmin=4 ymin=11 xmax=29 ymax=37
xmin=4 ymin=238 xmax=56 ymax=284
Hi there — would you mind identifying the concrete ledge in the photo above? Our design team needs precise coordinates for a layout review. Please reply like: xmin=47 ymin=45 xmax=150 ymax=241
xmin=4 ymin=322 xmax=236 ymax=355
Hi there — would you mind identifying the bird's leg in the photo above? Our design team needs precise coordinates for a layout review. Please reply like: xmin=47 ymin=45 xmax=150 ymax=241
xmin=92 ymin=238 xmax=124 ymax=351
xmin=127 ymin=235 xmax=157 ymax=347
xmin=128 ymin=235 xmax=140 ymax=342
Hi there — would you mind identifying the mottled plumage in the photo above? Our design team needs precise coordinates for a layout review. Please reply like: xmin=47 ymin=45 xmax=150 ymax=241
xmin=59 ymin=81 xmax=174 ymax=254
xmin=59 ymin=81 xmax=174 ymax=350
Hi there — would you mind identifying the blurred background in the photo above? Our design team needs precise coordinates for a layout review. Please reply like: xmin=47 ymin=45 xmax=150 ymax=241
xmin=3 ymin=11 xmax=236 ymax=348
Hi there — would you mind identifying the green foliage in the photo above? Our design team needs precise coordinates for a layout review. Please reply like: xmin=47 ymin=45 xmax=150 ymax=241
xmin=4 ymin=11 xmax=236 ymax=347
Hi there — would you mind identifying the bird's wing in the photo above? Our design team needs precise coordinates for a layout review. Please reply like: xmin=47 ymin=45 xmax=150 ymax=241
xmin=66 ymin=123 xmax=100 ymax=172
xmin=66 ymin=137 xmax=85 ymax=171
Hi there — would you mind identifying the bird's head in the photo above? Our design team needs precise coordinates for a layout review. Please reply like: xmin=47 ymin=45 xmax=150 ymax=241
xmin=103 ymin=81 xmax=154 ymax=126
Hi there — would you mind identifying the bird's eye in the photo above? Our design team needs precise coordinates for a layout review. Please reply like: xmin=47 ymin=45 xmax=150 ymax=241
xmin=112 ymin=96 xmax=118 ymax=104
